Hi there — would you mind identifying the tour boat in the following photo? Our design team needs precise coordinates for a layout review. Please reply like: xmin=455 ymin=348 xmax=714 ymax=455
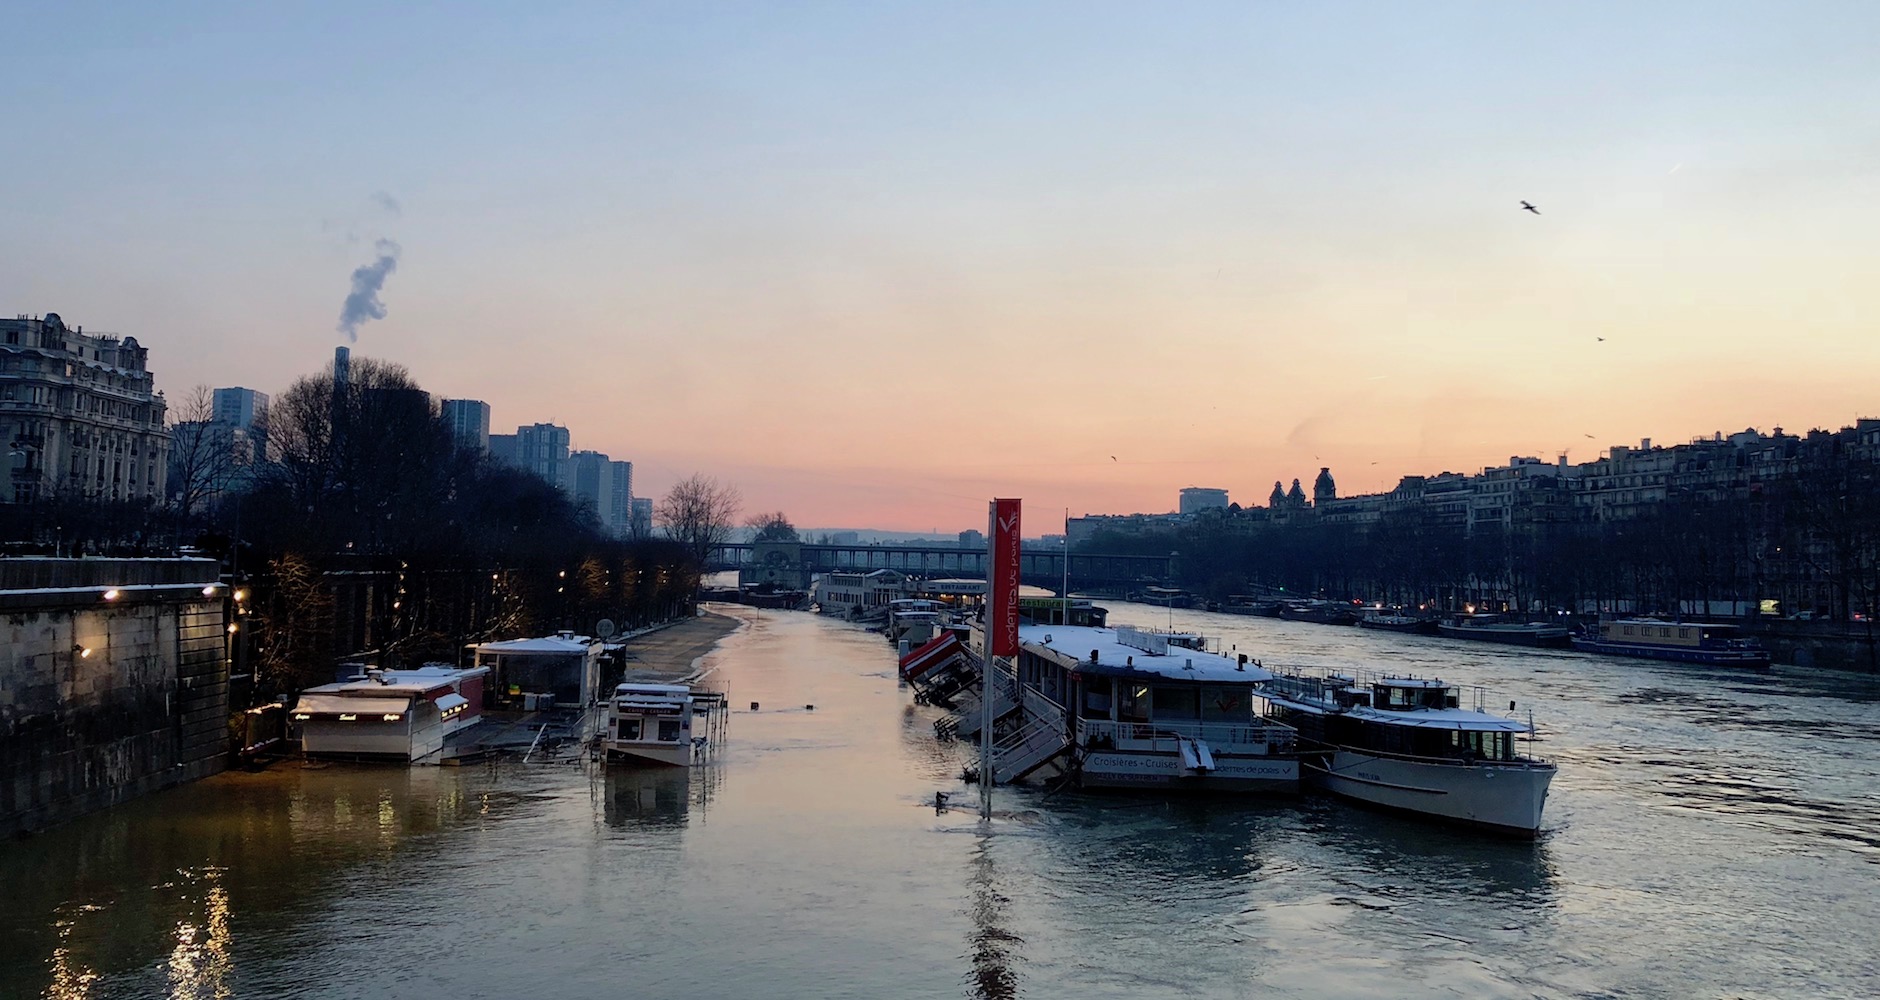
xmin=1257 ymin=671 xmax=1554 ymax=837
xmin=603 ymin=682 xmax=728 ymax=766
xmin=957 ymin=623 xmax=1300 ymax=793
xmin=1571 ymin=619 xmax=1772 ymax=669
xmin=1436 ymin=616 xmax=1572 ymax=648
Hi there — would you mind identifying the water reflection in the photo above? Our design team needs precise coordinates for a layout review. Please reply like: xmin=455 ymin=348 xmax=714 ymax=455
xmin=600 ymin=766 xmax=713 ymax=828
xmin=964 ymin=835 xmax=1022 ymax=1000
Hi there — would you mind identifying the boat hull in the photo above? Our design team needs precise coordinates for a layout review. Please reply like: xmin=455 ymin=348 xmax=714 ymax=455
xmin=1358 ymin=618 xmax=1439 ymax=635
xmin=605 ymin=742 xmax=695 ymax=767
xmin=1569 ymin=636 xmax=1772 ymax=669
xmin=1306 ymin=749 xmax=1554 ymax=837
xmin=1437 ymin=624 xmax=1571 ymax=648
xmin=1077 ymin=751 xmax=1299 ymax=793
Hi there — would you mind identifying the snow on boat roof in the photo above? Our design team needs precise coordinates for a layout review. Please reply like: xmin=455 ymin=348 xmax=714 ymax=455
xmin=1260 ymin=690 xmax=1531 ymax=733
xmin=293 ymin=693 xmax=412 ymax=716
xmin=475 ymin=636 xmax=595 ymax=653
xmin=615 ymin=683 xmax=690 ymax=696
xmin=1017 ymin=624 xmax=1273 ymax=683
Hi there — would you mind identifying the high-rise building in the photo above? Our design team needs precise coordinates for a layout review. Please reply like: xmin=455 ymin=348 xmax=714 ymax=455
xmin=608 ymin=460 xmax=633 ymax=537
xmin=567 ymin=449 xmax=613 ymax=529
xmin=211 ymin=387 xmax=268 ymax=434
xmin=440 ymin=399 xmax=490 ymax=455
xmin=0 ymin=313 xmax=169 ymax=504
xmin=488 ymin=434 xmax=517 ymax=466
xmin=630 ymin=497 xmax=654 ymax=538
xmin=516 ymin=423 xmax=571 ymax=487
xmin=1179 ymin=486 xmax=1230 ymax=515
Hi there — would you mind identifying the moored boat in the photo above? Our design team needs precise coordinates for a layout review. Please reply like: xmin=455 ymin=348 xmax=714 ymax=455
xmin=603 ymin=682 xmax=728 ymax=766
xmin=1258 ymin=671 xmax=1554 ymax=837
xmin=1436 ymin=616 xmax=1571 ymax=648
xmin=1357 ymin=614 xmax=1439 ymax=635
xmin=1132 ymin=586 xmax=1197 ymax=609
xmin=955 ymin=623 xmax=1301 ymax=792
xmin=1279 ymin=600 xmax=1360 ymax=626
xmin=1571 ymin=618 xmax=1772 ymax=669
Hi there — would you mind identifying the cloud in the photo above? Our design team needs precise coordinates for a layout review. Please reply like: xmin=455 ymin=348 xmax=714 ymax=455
xmin=336 ymin=239 xmax=401 ymax=342
xmin=371 ymin=190 xmax=402 ymax=216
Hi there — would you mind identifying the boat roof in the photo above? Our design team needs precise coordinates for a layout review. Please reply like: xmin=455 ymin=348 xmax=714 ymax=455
xmin=1017 ymin=624 xmax=1273 ymax=684
xmin=293 ymin=693 xmax=413 ymax=716
xmin=475 ymin=635 xmax=596 ymax=653
xmin=1263 ymin=672 xmax=1532 ymax=733
xmin=615 ymin=682 xmax=691 ymax=696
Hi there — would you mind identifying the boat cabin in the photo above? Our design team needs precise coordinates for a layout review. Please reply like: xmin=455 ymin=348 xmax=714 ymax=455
xmin=1264 ymin=673 xmax=1528 ymax=764
xmin=1602 ymin=619 xmax=1751 ymax=648
xmin=293 ymin=664 xmax=491 ymax=760
xmin=1015 ymin=624 xmax=1290 ymax=755
xmin=604 ymin=683 xmax=728 ymax=766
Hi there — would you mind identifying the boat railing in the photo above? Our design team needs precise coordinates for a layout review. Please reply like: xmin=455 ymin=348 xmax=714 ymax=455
xmin=1264 ymin=669 xmax=1495 ymax=714
xmin=1317 ymin=743 xmax=1554 ymax=768
xmin=1078 ymin=717 xmax=1295 ymax=753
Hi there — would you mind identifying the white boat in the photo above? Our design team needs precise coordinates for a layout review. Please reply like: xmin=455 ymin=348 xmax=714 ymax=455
xmin=1258 ymin=671 xmax=1555 ymax=837
xmin=960 ymin=623 xmax=1300 ymax=792
xmin=603 ymin=682 xmax=727 ymax=766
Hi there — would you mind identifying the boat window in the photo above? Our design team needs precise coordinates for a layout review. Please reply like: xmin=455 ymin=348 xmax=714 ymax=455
xmin=1679 ymin=628 xmax=1690 ymax=639
xmin=1119 ymin=685 xmax=1150 ymax=722
xmin=1153 ymin=686 xmax=1199 ymax=721
xmin=1081 ymin=676 xmax=1113 ymax=720
xmin=1200 ymin=687 xmax=1246 ymax=723
xmin=658 ymin=719 xmax=682 ymax=742
xmin=618 ymin=719 xmax=641 ymax=741
xmin=1622 ymin=625 xmax=1635 ymax=637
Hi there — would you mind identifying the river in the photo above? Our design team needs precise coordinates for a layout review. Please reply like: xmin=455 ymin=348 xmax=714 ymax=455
xmin=5 ymin=602 xmax=1878 ymax=999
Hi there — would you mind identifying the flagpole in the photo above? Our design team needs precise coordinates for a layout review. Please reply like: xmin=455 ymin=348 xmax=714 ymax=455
xmin=982 ymin=500 xmax=995 ymax=820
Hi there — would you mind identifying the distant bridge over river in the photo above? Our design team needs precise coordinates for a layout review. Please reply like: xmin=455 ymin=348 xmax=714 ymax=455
xmin=705 ymin=543 xmax=1171 ymax=593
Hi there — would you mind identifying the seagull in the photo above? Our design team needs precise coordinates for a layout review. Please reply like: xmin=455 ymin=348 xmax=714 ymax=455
xmin=1520 ymin=201 xmax=1540 ymax=215
xmin=1584 ymin=433 xmax=1596 ymax=439
xmin=1110 ymin=455 xmax=1117 ymax=462
xmin=1597 ymin=337 xmax=1606 ymax=342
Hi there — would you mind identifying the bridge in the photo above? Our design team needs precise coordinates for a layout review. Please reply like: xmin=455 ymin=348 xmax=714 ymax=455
xmin=706 ymin=543 xmax=1171 ymax=593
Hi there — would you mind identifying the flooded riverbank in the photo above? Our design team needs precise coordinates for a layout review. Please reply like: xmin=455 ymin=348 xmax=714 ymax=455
xmin=6 ymin=603 xmax=1878 ymax=999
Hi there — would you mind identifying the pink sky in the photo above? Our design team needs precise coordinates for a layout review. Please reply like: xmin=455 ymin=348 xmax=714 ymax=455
xmin=6 ymin=5 xmax=1876 ymax=532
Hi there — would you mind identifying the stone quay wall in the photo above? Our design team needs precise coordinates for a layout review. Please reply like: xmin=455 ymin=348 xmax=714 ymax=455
xmin=1 ymin=558 xmax=228 ymax=837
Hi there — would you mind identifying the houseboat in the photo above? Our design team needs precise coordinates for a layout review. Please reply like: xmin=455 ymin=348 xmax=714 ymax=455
xmin=293 ymin=664 xmax=490 ymax=761
xmin=960 ymin=623 xmax=1300 ymax=792
xmin=602 ymin=682 xmax=729 ymax=766
xmin=1571 ymin=619 xmax=1772 ymax=669
xmin=1280 ymin=600 xmax=1361 ymax=626
xmin=886 ymin=598 xmax=948 ymax=646
xmin=1132 ymin=586 xmax=1197 ymax=609
xmin=1358 ymin=614 xmax=1439 ymax=636
xmin=1258 ymin=670 xmax=1554 ymax=837
xmin=813 ymin=569 xmax=913 ymax=619
xmin=1436 ymin=616 xmax=1571 ymax=648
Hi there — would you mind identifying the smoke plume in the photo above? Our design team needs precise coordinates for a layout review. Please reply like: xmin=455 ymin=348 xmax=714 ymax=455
xmin=337 ymin=239 xmax=401 ymax=341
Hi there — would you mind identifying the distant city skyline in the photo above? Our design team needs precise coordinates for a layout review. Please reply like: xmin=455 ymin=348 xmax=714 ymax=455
xmin=6 ymin=4 xmax=1877 ymax=530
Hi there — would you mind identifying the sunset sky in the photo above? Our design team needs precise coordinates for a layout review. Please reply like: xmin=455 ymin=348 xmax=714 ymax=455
xmin=5 ymin=3 xmax=1877 ymax=532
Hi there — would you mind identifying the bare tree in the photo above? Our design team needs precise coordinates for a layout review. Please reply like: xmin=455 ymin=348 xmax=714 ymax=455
xmin=746 ymin=510 xmax=799 ymax=542
xmin=167 ymin=385 xmax=242 ymax=525
xmin=657 ymin=474 xmax=742 ymax=564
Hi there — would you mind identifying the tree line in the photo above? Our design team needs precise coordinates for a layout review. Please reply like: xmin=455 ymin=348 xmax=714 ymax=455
xmin=1082 ymin=459 xmax=1880 ymax=621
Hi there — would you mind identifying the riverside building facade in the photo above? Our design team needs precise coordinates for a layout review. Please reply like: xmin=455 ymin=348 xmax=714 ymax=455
xmin=1 ymin=313 xmax=168 ymax=505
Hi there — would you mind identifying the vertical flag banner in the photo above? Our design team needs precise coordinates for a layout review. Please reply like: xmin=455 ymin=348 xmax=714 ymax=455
xmin=989 ymin=498 xmax=1021 ymax=657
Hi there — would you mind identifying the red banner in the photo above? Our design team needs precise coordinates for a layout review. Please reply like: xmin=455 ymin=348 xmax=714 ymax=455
xmin=989 ymin=498 xmax=1021 ymax=657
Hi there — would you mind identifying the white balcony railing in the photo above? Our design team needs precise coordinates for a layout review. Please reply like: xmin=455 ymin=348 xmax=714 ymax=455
xmin=1077 ymin=717 xmax=1294 ymax=754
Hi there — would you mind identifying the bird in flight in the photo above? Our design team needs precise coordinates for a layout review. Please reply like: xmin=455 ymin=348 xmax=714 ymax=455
xmin=1110 ymin=455 xmax=1117 ymax=462
xmin=1597 ymin=336 xmax=1606 ymax=342
xmin=1584 ymin=433 xmax=1596 ymax=439
xmin=1520 ymin=201 xmax=1540 ymax=215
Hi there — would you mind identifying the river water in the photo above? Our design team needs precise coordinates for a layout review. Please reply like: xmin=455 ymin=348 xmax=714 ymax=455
xmin=5 ymin=603 xmax=1878 ymax=999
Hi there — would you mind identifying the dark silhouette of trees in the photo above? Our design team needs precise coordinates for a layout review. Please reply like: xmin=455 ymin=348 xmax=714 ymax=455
xmin=747 ymin=511 xmax=800 ymax=542
xmin=658 ymin=473 xmax=741 ymax=563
